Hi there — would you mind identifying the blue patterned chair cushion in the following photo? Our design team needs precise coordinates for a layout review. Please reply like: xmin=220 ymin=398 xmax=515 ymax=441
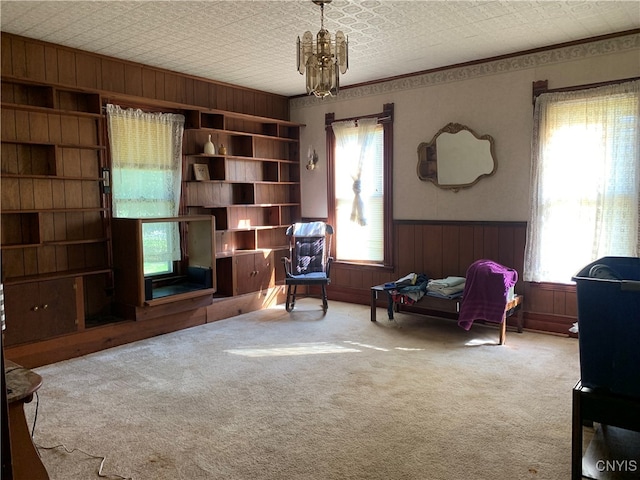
xmin=294 ymin=237 xmax=325 ymax=274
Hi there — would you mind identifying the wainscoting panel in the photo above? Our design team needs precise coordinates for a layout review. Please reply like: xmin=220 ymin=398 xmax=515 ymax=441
xmin=324 ymin=219 xmax=577 ymax=336
xmin=395 ymin=221 xmax=526 ymax=286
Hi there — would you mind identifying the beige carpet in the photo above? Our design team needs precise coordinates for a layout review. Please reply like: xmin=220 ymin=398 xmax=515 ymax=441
xmin=26 ymin=299 xmax=580 ymax=480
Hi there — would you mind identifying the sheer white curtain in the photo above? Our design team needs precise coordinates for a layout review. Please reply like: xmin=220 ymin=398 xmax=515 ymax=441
xmin=106 ymin=104 xmax=185 ymax=273
xmin=524 ymin=80 xmax=640 ymax=283
xmin=331 ymin=118 xmax=383 ymax=262
xmin=332 ymin=118 xmax=379 ymax=226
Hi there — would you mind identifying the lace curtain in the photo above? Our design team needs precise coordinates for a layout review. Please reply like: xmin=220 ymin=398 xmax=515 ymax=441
xmin=524 ymin=80 xmax=640 ymax=283
xmin=106 ymin=104 xmax=185 ymax=269
xmin=331 ymin=118 xmax=379 ymax=226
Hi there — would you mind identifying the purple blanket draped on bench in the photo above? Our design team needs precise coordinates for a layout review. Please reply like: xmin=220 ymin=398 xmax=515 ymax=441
xmin=458 ymin=259 xmax=518 ymax=331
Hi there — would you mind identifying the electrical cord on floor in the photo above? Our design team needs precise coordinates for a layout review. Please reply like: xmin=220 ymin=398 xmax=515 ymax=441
xmin=30 ymin=390 xmax=40 ymax=437
xmin=30 ymin=391 xmax=133 ymax=480
xmin=35 ymin=443 xmax=133 ymax=480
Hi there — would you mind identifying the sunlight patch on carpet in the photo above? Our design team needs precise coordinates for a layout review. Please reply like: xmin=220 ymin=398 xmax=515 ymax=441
xmin=343 ymin=340 xmax=389 ymax=351
xmin=225 ymin=342 xmax=361 ymax=357
xmin=465 ymin=338 xmax=501 ymax=346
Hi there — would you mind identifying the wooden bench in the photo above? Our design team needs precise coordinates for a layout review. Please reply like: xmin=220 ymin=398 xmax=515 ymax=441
xmin=370 ymin=284 xmax=523 ymax=345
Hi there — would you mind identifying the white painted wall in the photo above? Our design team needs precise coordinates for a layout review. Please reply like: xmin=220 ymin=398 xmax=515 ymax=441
xmin=290 ymin=34 xmax=640 ymax=222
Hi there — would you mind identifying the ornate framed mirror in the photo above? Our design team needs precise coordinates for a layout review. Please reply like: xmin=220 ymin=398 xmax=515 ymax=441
xmin=417 ymin=123 xmax=496 ymax=191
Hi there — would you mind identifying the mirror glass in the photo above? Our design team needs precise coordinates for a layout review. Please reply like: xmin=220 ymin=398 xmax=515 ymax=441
xmin=417 ymin=123 xmax=496 ymax=191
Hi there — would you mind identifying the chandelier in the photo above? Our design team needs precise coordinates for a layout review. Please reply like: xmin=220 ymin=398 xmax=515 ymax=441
xmin=297 ymin=0 xmax=348 ymax=98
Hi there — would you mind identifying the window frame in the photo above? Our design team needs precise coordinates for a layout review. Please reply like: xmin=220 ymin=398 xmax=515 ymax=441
xmin=526 ymin=77 xmax=640 ymax=284
xmin=325 ymin=103 xmax=394 ymax=269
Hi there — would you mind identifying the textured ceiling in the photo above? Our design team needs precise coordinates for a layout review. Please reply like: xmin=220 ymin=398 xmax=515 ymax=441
xmin=1 ymin=1 xmax=639 ymax=97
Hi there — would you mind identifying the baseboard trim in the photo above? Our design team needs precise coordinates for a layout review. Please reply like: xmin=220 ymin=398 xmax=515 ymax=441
xmin=4 ymin=287 xmax=287 ymax=368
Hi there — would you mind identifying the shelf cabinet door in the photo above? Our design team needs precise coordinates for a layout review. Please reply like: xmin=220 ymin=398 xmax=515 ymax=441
xmin=235 ymin=251 xmax=274 ymax=295
xmin=3 ymin=277 xmax=79 ymax=346
xmin=255 ymin=251 xmax=275 ymax=293
xmin=235 ymin=254 xmax=259 ymax=295
xmin=273 ymin=248 xmax=288 ymax=285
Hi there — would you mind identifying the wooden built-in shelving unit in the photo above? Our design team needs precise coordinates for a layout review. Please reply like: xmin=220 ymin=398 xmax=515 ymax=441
xmin=1 ymin=76 xmax=111 ymax=347
xmin=182 ymin=109 xmax=300 ymax=296
xmin=0 ymin=32 xmax=300 ymax=365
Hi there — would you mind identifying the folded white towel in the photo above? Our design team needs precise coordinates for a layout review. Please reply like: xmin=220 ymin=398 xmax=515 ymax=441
xmin=428 ymin=282 xmax=465 ymax=295
xmin=428 ymin=276 xmax=465 ymax=288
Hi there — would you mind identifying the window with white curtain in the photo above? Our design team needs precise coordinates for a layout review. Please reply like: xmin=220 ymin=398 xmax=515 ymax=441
xmin=332 ymin=118 xmax=384 ymax=262
xmin=106 ymin=104 xmax=185 ymax=276
xmin=524 ymin=80 xmax=640 ymax=284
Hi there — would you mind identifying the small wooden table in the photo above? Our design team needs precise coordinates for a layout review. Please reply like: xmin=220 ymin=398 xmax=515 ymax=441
xmin=370 ymin=284 xmax=523 ymax=345
xmin=5 ymin=360 xmax=49 ymax=480
xmin=370 ymin=284 xmax=395 ymax=323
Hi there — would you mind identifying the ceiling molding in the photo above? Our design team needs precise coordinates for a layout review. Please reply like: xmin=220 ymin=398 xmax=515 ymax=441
xmin=291 ymin=32 xmax=640 ymax=109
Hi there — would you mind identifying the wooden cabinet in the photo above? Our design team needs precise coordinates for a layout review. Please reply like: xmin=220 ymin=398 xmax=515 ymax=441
xmin=3 ymin=277 xmax=80 ymax=346
xmin=235 ymin=251 xmax=275 ymax=295
xmin=181 ymin=108 xmax=302 ymax=298
xmin=0 ymin=76 xmax=110 ymax=344
xmin=111 ymin=216 xmax=217 ymax=312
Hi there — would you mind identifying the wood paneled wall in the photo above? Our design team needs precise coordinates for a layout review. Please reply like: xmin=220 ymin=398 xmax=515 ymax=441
xmin=326 ymin=220 xmax=577 ymax=336
xmin=1 ymin=33 xmax=289 ymax=120
xmin=394 ymin=221 xmax=526 ymax=283
xmin=524 ymin=282 xmax=577 ymax=335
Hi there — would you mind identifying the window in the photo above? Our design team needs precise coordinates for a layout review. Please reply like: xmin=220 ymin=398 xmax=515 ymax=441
xmin=106 ymin=104 xmax=185 ymax=275
xmin=326 ymin=104 xmax=393 ymax=266
xmin=524 ymin=80 xmax=640 ymax=283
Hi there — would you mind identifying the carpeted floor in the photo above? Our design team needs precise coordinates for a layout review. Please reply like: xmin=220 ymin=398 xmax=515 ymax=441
xmin=26 ymin=299 xmax=580 ymax=479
